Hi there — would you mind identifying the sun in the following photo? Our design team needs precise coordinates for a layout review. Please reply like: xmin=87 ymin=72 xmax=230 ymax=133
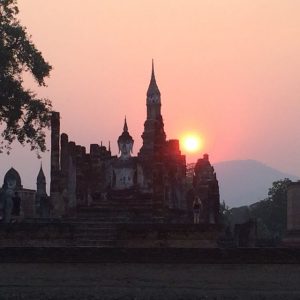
xmin=181 ymin=134 xmax=202 ymax=153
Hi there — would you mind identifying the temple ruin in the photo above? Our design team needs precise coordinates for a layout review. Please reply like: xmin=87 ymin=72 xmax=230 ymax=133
xmin=48 ymin=64 xmax=220 ymax=223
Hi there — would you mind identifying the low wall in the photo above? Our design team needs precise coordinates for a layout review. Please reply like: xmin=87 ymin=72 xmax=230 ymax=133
xmin=0 ymin=222 xmax=74 ymax=246
xmin=0 ymin=247 xmax=300 ymax=263
xmin=0 ymin=222 xmax=222 ymax=248
xmin=117 ymin=223 xmax=220 ymax=248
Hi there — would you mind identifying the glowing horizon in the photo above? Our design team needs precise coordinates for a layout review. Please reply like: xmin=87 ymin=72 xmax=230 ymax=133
xmin=1 ymin=0 xmax=300 ymax=191
xmin=180 ymin=133 xmax=203 ymax=154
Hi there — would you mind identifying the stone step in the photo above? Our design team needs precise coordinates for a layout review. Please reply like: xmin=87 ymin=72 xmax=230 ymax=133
xmin=78 ymin=207 xmax=152 ymax=213
xmin=91 ymin=200 xmax=152 ymax=204
xmin=74 ymin=233 xmax=117 ymax=239
xmin=76 ymin=213 xmax=151 ymax=218
xmin=78 ymin=209 xmax=152 ymax=212
xmin=77 ymin=208 xmax=153 ymax=213
xmin=75 ymin=216 xmax=130 ymax=221
xmin=79 ymin=206 xmax=151 ymax=209
xmin=77 ymin=213 xmax=150 ymax=219
xmin=66 ymin=216 xmax=158 ymax=224
xmin=75 ymin=227 xmax=116 ymax=231
xmin=75 ymin=232 xmax=116 ymax=236
xmin=76 ymin=213 xmax=153 ymax=218
xmin=74 ymin=226 xmax=117 ymax=231
xmin=76 ymin=218 xmax=153 ymax=224
xmin=73 ymin=240 xmax=117 ymax=247
xmin=77 ymin=212 xmax=153 ymax=217
xmin=77 ymin=213 xmax=129 ymax=219
xmin=68 ymin=221 xmax=118 ymax=226
xmin=90 ymin=204 xmax=153 ymax=208
xmin=74 ymin=228 xmax=117 ymax=234
xmin=88 ymin=200 xmax=152 ymax=205
xmin=91 ymin=199 xmax=152 ymax=203
xmin=87 ymin=206 xmax=152 ymax=211
xmin=73 ymin=220 xmax=129 ymax=224
xmin=76 ymin=211 xmax=130 ymax=216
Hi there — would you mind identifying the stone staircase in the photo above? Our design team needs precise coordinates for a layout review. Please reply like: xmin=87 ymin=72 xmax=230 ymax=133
xmin=71 ymin=222 xmax=118 ymax=247
xmin=76 ymin=197 xmax=154 ymax=223
xmin=90 ymin=197 xmax=153 ymax=209
xmin=69 ymin=197 xmax=156 ymax=247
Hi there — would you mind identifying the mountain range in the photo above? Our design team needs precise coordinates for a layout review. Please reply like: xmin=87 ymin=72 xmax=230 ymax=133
xmin=212 ymin=159 xmax=299 ymax=208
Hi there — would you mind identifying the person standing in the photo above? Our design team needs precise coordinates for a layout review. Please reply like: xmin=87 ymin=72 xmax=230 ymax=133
xmin=193 ymin=196 xmax=201 ymax=224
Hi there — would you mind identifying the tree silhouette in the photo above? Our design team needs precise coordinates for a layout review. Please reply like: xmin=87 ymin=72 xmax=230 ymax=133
xmin=0 ymin=0 xmax=52 ymax=154
xmin=250 ymin=178 xmax=291 ymax=239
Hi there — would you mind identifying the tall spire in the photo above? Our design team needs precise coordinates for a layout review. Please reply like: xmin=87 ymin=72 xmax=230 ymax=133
xmin=139 ymin=60 xmax=166 ymax=157
xmin=147 ymin=59 xmax=160 ymax=97
xmin=123 ymin=116 xmax=128 ymax=132
xmin=37 ymin=161 xmax=46 ymax=196
xmin=37 ymin=162 xmax=46 ymax=182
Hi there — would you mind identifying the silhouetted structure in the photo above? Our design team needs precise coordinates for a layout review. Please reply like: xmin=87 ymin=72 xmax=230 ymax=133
xmin=193 ymin=154 xmax=220 ymax=224
xmin=283 ymin=182 xmax=300 ymax=246
xmin=49 ymin=64 xmax=220 ymax=223
xmin=0 ymin=167 xmax=47 ymax=219
xmin=36 ymin=164 xmax=51 ymax=217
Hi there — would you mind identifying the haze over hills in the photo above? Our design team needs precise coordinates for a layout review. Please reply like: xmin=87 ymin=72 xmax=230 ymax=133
xmin=212 ymin=160 xmax=299 ymax=208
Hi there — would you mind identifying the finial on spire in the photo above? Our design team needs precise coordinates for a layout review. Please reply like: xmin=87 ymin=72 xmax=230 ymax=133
xmin=37 ymin=162 xmax=46 ymax=181
xmin=151 ymin=58 xmax=154 ymax=76
xmin=151 ymin=59 xmax=156 ymax=83
xmin=147 ymin=59 xmax=160 ymax=97
xmin=108 ymin=141 xmax=111 ymax=152
xmin=123 ymin=116 xmax=128 ymax=132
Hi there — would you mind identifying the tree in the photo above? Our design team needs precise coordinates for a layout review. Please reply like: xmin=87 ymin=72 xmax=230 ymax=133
xmin=250 ymin=178 xmax=292 ymax=239
xmin=219 ymin=200 xmax=231 ymax=226
xmin=0 ymin=0 xmax=52 ymax=154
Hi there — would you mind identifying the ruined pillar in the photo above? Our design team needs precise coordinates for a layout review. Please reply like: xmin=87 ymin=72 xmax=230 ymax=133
xmin=50 ymin=112 xmax=66 ymax=217
xmin=282 ymin=182 xmax=300 ymax=247
xmin=67 ymin=141 xmax=77 ymax=214
xmin=287 ymin=183 xmax=300 ymax=231
xmin=61 ymin=133 xmax=69 ymax=176
xmin=50 ymin=112 xmax=60 ymax=195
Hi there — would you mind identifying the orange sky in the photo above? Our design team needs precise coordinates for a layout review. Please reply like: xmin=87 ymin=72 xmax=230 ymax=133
xmin=1 ymin=0 xmax=300 ymax=190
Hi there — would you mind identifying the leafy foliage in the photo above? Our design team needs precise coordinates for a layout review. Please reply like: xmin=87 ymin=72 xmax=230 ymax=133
xmin=0 ymin=0 xmax=52 ymax=154
xmin=249 ymin=178 xmax=292 ymax=239
xmin=219 ymin=200 xmax=231 ymax=226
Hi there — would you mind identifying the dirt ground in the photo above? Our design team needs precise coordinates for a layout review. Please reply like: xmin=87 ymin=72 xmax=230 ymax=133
xmin=0 ymin=263 xmax=300 ymax=299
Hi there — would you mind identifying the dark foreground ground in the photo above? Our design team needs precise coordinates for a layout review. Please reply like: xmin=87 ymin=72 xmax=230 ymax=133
xmin=0 ymin=263 xmax=300 ymax=299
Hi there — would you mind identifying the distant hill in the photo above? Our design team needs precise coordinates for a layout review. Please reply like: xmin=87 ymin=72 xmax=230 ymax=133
xmin=212 ymin=160 xmax=299 ymax=208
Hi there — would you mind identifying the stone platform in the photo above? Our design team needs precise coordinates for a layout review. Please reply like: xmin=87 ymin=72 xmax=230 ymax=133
xmin=0 ymin=225 xmax=300 ymax=299
xmin=0 ymin=247 xmax=300 ymax=263
xmin=0 ymin=260 xmax=300 ymax=299
xmin=0 ymin=220 xmax=220 ymax=247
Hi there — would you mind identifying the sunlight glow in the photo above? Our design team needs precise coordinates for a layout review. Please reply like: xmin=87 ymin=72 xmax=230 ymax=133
xmin=181 ymin=134 xmax=202 ymax=153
